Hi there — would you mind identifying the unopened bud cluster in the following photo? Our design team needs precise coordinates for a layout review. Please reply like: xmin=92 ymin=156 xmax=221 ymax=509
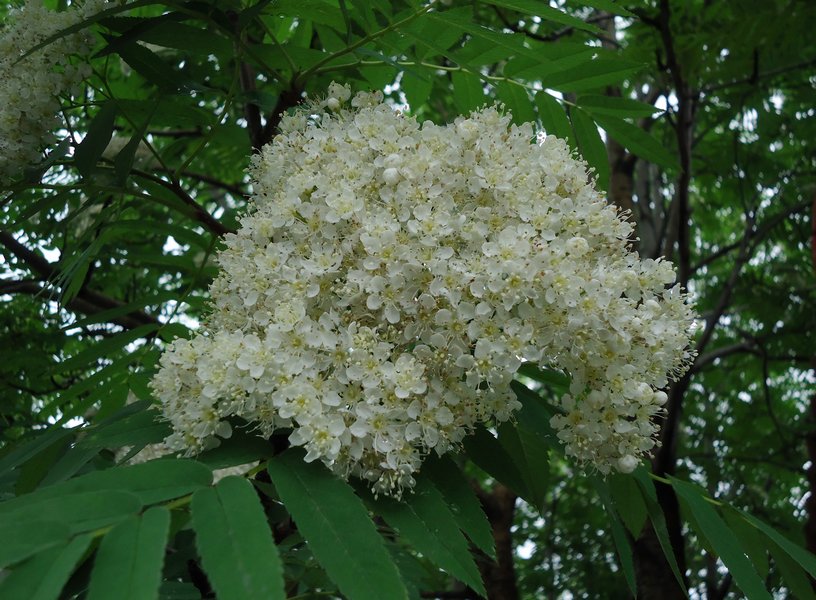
xmin=152 ymin=84 xmax=695 ymax=495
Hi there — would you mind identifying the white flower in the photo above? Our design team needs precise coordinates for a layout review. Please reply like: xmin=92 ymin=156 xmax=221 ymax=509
xmin=0 ymin=0 xmax=106 ymax=180
xmin=152 ymin=84 xmax=696 ymax=496
xmin=617 ymin=455 xmax=640 ymax=474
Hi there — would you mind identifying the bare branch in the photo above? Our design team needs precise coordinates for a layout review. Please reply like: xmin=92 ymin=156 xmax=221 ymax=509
xmin=130 ymin=170 xmax=235 ymax=237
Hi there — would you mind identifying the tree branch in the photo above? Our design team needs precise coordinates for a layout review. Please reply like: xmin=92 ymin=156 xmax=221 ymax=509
xmin=638 ymin=2 xmax=698 ymax=596
xmin=130 ymin=170 xmax=234 ymax=237
xmin=261 ymin=85 xmax=303 ymax=144
xmin=692 ymin=341 xmax=756 ymax=372
xmin=703 ymin=57 xmax=816 ymax=93
xmin=693 ymin=212 xmax=755 ymax=361
xmin=492 ymin=6 xmax=618 ymax=45
xmin=0 ymin=231 xmax=159 ymax=330
xmin=239 ymin=61 xmax=265 ymax=151
xmin=691 ymin=198 xmax=810 ymax=274
xmin=472 ymin=481 xmax=520 ymax=600
xmin=157 ymin=168 xmax=248 ymax=199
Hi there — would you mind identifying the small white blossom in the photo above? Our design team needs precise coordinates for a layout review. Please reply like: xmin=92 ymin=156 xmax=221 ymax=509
xmin=152 ymin=85 xmax=696 ymax=496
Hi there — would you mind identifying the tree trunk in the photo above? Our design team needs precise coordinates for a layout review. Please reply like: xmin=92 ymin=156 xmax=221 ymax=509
xmin=476 ymin=484 xmax=520 ymax=600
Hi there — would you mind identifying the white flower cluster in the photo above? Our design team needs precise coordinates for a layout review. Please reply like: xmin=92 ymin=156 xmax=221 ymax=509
xmin=0 ymin=0 xmax=104 ymax=180
xmin=152 ymin=84 xmax=695 ymax=495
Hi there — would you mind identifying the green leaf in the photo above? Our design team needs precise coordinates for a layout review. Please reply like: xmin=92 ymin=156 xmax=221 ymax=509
xmin=632 ymin=469 xmax=688 ymax=596
xmin=0 ymin=490 xmax=141 ymax=534
xmin=455 ymin=35 xmax=519 ymax=67
xmin=569 ymin=0 xmax=636 ymax=18
xmin=117 ymin=98 xmax=210 ymax=128
xmin=87 ymin=507 xmax=170 ymax=600
xmin=360 ymin=63 xmax=396 ymax=89
xmin=421 ymin=455 xmax=496 ymax=559
xmin=191 ymin=477 xmax=286 ymax=600
xmin=195 ymin=428 xmax=274 ymax=470
xmin=64 ymin=292 xmax=173 ymax=329
xmin=388 ymin=544 xmax=428 ymax=600
xmin=578 ymin=94 xmax=662 ymax=118
xmin=594 ymin=114 xmax=678 ymax=170
xmin=501 ymin=384 xmax=556 ymax=510
xmin=608 ymin=511 xmax=637 ymax=596
xmin=56 ymin=323 xmax=159 ymax=374
xmin=113 ymin=39 xmax=187 ymax=91
xmin=451 ymin=70 xmax=485 ymax=114
xmin=114 ymin=127 xmax=150 ymax=185
xmin=267 ymin=451 xmax=407 ymax=600
xmin=461 ymin=426 xmax=528 ymax=496
xmin=14 ymin=431 xmax=71 ymax=494
xmin=38 ymin=444 xmax=101 ymax=487
xmin=269 ymin=0 xmax=346 ymax=31
xmin=350 ymin=0 xmax=381 ymax=33
xmin=768 ymin=539 xmax=816 ymax=600
xmin=103 ymin=219 xmax=211 ymax=251
xmin=138 ymin=22 xmax=232 ymax=56
xmin=2 ymin=459 xmax=211 ymax=513
xmin=401 ymin=69 xmax=432 ymax=112
xmin=495 ymin=82 xmax=536 ymax=125
xmin=401 ymin=12 xmax=464 ymax=61
xmin=158 ymin=581 xmax=202 ymax=600
xmin=503 ymin=42 xmax=596 ymax=80
xmin=236 ymin=0 xmax=274 ymax=31
xmin=316 ymin=23 xmax=346 ymax=52
xmin=671 ymin=478 xmax=771 ymax=600
xmin=58 ymin=235 xmax=106 ymax=305
xmin=0 ymin=519 xmax=71 ymax=569
xmin=95 ymin=14 xmax=186 ymax=58
xmin=78 ymin=407 xmax=172 ymax=451
xmin=722 ymin=507 xmax=769 ymax=579
xmin=544 ymin=59 xmax=644 ymax=93
xmin=607 ymin=474 xmax=648 ymax=537
xmin=740 ymin=511 xmax=816 ymax=578
xmin=23 ymin=137 xmax=71 ymax=182
xmin=592 ymin=478 xmax=637 ymax=596
xmin=481 ymin=0 xmax=603 ymax=34
xmin=366 ymin=477 xmax=486 ymax=596
xmin=0 ymin=535 xmax=92 ymax=600
xmin=429 ymin=12 xmax=557 ymax=64
xmin=11 ymin=187 xmax=73 ymax=228
xmin=54 ymin=459 xmax=212 ymax=505
xmin=534 ymin=91 xmax=573 ymax=143
xmin=73 ymin=101 xmax=117 ymax=178
xmin=510 ymin=380 xmax=559 ymax=441
xmin=0 ymin=427 xmax=73 ymax=476
xmin=571 ymin=107 xmax=609 ymax=190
